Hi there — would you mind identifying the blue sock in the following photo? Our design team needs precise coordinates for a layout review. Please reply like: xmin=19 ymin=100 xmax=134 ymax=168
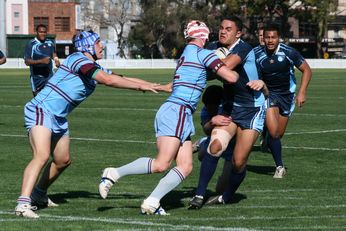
xmin=222 ymin=169 xmax=246 ymax=203
xmin=195 ymin=153 xmax=220 ymax=196
xmin=268 ymin=136 xmax=283 ymax=167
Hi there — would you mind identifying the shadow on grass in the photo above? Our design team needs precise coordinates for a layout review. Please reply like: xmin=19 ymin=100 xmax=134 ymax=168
xmin=247 ymin=164 xmax=276 ymax=176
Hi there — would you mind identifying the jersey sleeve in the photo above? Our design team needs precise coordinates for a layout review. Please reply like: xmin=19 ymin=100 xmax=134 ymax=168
xmin=198 ymin=48 xmax=225 ymax=73
xmin=287 ymin=47 xmax=305 ymax=68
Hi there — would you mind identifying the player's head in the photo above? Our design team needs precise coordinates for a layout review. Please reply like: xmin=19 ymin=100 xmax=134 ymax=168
xmin=263 ymin=24 xmax=281 ymax=52
xmin=73 ymin=30 xmax=103 ymax=60
xmin=184 ymin=20 xmax=210 ymax=46
xmin=218 ymin=16 xmax=243 ymax=48
xmin=257 ymin=27 xmax=265 ymax=46
xmin=202 ymin=85 xmax=224 ymax=116
xmin=36 ymin=24 xmax=48 ymax=41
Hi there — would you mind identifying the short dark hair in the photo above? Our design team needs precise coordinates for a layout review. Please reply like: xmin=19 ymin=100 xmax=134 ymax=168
xmin=36 ymin=24 xmax=47 ymax=32
xmin=264 ymin=24 xmax=281 ymax=36
xmin=202 ymin=85 xmax=224 ymax=106
xmin=222 ymin=16 xmax=243 ymax=31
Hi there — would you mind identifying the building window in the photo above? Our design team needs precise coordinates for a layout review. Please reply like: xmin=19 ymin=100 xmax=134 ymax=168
xmin=299 ymin=23 xmax=317 ymax=38
xmin=14 ymin=12 xmax=20 ymax=18
xmin=55 ymin=17 xmax=70 ymax=32
xmin=14 ymin=26 xmax=20 ymax=32
xmin=34 ymin=17 xmax=49 ymax=31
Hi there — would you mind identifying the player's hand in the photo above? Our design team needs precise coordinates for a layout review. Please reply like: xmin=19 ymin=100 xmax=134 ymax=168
xmin=54 ymin=57 xmax=61 ymax=67
xmin=247 ymin=80 xmax=265 ymax=91
xmin=211 ymin=115 xmax=232 ymax=126
xmin=155 ymin=83 xmax=172 ymax=93
xmin=139 ymin=83 xmax=160 ymax=93
xmin=295 ymin=93 xmax=306 ymax=110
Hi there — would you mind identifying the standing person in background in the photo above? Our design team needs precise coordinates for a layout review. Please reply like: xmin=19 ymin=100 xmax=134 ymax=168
xmin=24 ymin=24 xmax=60 ymax=96
xmin=15 ymin=30 xmax=162 ymax=219
xmin=254 ymin=24 xmax=312 ymax=178
xmin=98 ymin=20 xmax=239 ymax=215
xmin=0 ymin=49 xmax=6 ymax=65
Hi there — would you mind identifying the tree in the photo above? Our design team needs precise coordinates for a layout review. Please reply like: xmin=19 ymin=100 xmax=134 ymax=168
xmin=82 ymin=0 xmax=140 ymax=58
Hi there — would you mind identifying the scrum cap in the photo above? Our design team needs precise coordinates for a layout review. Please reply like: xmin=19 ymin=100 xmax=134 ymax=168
xmin=184 ymin=20 xmax=210 ymax=40
xmin=74 ymin=31 xmax=100 ymax=55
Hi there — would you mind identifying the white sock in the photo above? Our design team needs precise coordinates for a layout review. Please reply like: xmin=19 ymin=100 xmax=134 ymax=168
xmin=115 ymin=157 xmax=153 ymax=178
xmin=148 ymin=167 xmax=185 ymax=202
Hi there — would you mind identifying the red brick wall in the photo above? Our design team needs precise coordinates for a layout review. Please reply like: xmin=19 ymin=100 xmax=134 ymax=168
xmin=29 ymin=2 xmax=77 ymax=40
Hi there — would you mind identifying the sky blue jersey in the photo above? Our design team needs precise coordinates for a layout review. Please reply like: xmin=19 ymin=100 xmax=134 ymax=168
xmin=24 ymin=38 xmax=56 ymax=78
xmin=166 ymin=44 xmax=225 ymax=112
xmin=30 ymin=52 xmax=111 ymax=117
xmin=254 ymin=43 xmax=305 ymax=94
xmin=207 ymin=39 xmax=265 ymax=108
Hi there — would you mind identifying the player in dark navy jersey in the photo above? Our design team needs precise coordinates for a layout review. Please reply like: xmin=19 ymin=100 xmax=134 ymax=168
xmin=254 ymin=24 xmax=312 ymax=178
xmin=15 ymin=30 xmax=162 ymax=219
xmin=24 ymin=24 xmax=60 ymax=96
xmin=200 ymin=16 xmax=267 ymax=206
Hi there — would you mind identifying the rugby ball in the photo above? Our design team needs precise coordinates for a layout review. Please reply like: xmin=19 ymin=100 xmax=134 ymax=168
xmin=214 ymin=47 xmax=229 ymax=59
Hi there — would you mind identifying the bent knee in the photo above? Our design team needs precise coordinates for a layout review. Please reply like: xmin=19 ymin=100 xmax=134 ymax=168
xmin=152 ymin=161 xmax=170 ymax=173
xmin=54 ymin=158 xmax=71 ymax=169
xmin=208 ymin=140 xmax=223 ymax=156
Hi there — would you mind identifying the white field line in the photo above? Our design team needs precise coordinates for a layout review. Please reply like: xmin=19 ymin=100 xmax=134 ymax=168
xmin=2 ymin=104 xmax=346 ymax=116
xmin=0 ymin=211 xmax=345 ymax=230
xmin=1 ymin=133 xmax=346 ymax=151
xmin=0 ymin=211 xmax=258 ymax=231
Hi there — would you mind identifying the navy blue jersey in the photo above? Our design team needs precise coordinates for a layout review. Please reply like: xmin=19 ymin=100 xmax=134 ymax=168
xmin=207 ymin=40 xmax=265 ymax=108
xmin=24 ymin=38 xmax=56 ymax=78
xmin=0 ymin=50 xmax=4 ymax=59
xmin=254 ymin=43 xmax=305 ymax=94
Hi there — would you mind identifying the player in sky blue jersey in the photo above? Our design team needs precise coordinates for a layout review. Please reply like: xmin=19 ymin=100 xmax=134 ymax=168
xmin=98 ymin=20 xmax=239 ymax=215
xmin=15 ymin=30 xmax=163 ymax=219
xmin=254 ymin=24 xmax=312 ymax=178
xmin=200 ymin=16 xmax=268 ymax=206
xmin=24 ymin=24 xmax=61 ymax=96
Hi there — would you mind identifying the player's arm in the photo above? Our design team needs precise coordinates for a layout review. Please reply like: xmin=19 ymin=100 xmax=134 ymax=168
xmin=53 ymin=52 xmax=60 ymax=67
xmin=93 ymin=69 xmax=159 ymax=93
xmin=24 ymin=57 xmax=51 ymax=66
xmin=247 ymin=80 xmax=269 ymax=98
xmin=203 ymin=115 xmax=232 ymax=136
xmin=216 ymin=65 xmax=239 ymax=84
xmin=296 ymin=61 xmax=312 ymax=108
xmin=222 ymin=54 xmax=242 ymax=70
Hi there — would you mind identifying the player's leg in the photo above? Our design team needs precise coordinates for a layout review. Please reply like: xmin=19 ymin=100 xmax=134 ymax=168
xmin=266 ymin=107 xmax=289 ymax=178
xmin=31 ymin=135 xmax=71 ymax=207
xmin=141 ymin=136 xmax=184 ymax=215
xmin=15 ymin=126 xmax=52 ymax=218
xmin=221 ymin=127 xmax=259 ymax=202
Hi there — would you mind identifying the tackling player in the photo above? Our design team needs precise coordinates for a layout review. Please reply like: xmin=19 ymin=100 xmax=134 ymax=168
xmin=15 ymin=30 xmax=162 ymax=218
xmin=98 ymin=20 xmax=239 ymax=215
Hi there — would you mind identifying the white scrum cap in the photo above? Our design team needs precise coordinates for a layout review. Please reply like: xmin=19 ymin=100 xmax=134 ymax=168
xmin=184 ymin=20 xmax=210 ymax=40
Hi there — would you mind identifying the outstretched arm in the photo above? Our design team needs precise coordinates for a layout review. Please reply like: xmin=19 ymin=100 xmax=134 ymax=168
xmin=93 ymin=70 xmax=160 ymax=93
xmin=296 ymin=61 xmax=312 ymax=108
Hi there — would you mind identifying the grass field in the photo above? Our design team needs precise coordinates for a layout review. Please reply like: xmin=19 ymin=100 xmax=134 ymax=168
xmin=0 ymin=68 xmax=345 ymax=230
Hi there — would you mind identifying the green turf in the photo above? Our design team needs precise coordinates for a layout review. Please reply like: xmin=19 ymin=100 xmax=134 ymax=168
xmin=0 ymin=68 xmax=345 ymax=230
